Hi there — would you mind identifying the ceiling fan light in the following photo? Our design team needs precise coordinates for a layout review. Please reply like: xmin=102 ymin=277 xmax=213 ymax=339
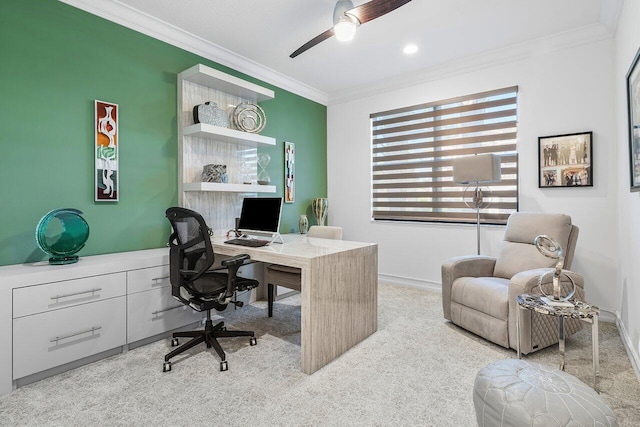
xmin=334 ymin=17 xmax=357 ymax=42
xmin=403 ymin=44 xmax=418 ymax=55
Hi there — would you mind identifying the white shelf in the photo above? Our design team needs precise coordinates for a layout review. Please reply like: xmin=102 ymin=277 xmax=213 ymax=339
xmin=180 ymin=64 xmax=274 ymax=102
xmin=183 ymin=123 xmax=276 ymax=147
xmin=183 ymin=182 xmax=276 ymax=193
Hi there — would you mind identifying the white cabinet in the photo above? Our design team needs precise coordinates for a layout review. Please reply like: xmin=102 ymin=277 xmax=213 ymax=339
xmin=126 ymin=265 xmax=201 ymax=343
xmin=0 ymin=248 xmax=186 ymax=394
xmin=177 ymin=64 xmax=276 ymax=233
xmin=127 ymin=265 xmax=170 ymax=294
xmin=13 ymin=297 xmax=126 ymax=379
xmin=127 ymin=286 xmax=201 ymax=343
xmin=12 ymin=272 xmax=128 ymax=379
xmin=13 ymin=273 xmax=126 ymax=318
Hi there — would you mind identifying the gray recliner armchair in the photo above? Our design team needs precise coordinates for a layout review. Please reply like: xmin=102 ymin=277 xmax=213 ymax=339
xmin=441 ymin=212 xmax=584 ymax=354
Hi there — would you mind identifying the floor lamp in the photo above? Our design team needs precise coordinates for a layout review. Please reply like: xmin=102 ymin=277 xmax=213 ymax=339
xmin=452 ymin=154 xmax=502 ymax=255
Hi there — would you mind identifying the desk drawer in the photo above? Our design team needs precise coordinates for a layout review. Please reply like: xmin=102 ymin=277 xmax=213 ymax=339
xmin=127 ymin=265 xmax=170 ymax=294
xmin=13 ymin=296 xmax=126 ymax=379
xmin=127 ymin=287 xmax=202 ymax=343
xmin=13 ymin=273 xmax=126 ymax=318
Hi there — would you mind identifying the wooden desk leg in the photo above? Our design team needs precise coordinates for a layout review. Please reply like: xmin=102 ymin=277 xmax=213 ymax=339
xmin=558 ymin=316 xmax=565 ymax=371
xmin=300 ymin=246 xmax=378 ymax=374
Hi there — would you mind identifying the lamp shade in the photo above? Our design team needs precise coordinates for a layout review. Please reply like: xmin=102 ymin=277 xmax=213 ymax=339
xmin=452 ymin=154 xmax=502 ymax=184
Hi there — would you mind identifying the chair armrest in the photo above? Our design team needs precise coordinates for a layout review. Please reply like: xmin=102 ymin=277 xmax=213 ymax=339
xmin=507 ymin=268 xmax=584 ymax=349
xmin=441 ymin=256 xmax=497 ymax=320
xmin=220 ymin=254 xmax=251 ymax=296
xmin=221 ymin=253 xmax=250 ymax=268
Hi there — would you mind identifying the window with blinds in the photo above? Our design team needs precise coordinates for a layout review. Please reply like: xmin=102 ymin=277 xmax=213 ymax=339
xmin=371 ymin=86 xmax=518 ymax=225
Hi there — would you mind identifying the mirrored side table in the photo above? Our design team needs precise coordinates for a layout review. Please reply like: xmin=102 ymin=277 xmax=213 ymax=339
xmin=516 ymin=294 xmax=600 ymax=392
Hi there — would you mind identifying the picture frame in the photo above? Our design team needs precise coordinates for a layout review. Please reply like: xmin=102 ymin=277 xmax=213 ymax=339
xmin=626 ymin=47 xmax=640 ymax=191
xmin=538 ymin=131 xmax=593 ymax=188
xmin=95 ymin=100 xmax=119 ymax=201
xmin=284 ymin=141 xmax=295 ymax=203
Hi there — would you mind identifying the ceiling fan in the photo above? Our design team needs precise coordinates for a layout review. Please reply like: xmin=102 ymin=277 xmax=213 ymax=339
xmin=290 ymin=0 xmax=412 ymax=58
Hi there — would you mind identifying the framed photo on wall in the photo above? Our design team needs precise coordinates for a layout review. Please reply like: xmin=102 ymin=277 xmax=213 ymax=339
xmin=626 ymin=47 xmax=640 ymax=191
xmin=538 ymin=131 xmax=593 ymax=188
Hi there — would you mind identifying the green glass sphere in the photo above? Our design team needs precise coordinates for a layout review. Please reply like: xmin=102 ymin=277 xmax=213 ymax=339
xmin=35 ymin=208 xmax=90 ymax=265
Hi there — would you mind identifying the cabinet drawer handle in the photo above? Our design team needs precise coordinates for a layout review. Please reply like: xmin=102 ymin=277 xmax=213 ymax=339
xmin=50 ymin=288 xmax=102 ymax=300
xmin=152 ymin=304 xmax=184 ymax=315
xmin=50 ymin=326 xmax=102 ymax=343
xmin=152 ymin=275 xmax=170 ymax=281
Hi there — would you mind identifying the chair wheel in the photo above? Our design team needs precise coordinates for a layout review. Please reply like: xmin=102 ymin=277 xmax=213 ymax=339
xmin=171 ymin=338 xmax=179 ymax=347
xmin=163 ymin=361 xmax=172 ymax=372
xmin=220 ymin=361 xmax=228 ymax=372
xmin=250 ymin=337 xmax=257 ymax=346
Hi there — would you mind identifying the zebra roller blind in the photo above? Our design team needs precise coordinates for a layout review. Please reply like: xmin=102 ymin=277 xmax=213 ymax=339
xmin=371 ymin=86 xmax=518 ymax=225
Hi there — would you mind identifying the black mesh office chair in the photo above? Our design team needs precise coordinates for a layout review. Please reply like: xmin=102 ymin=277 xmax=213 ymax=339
xmin=164 ymin=207 xmax=259 ymax=372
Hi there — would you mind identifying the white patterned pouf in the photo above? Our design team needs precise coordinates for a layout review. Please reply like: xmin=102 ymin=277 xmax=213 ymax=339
xmin=473 ymin=359 xmax=618 ymax=427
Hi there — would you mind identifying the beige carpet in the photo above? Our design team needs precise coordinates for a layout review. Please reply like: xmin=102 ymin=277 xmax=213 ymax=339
xmin=0 ymin=283 xmax=638 ymax=426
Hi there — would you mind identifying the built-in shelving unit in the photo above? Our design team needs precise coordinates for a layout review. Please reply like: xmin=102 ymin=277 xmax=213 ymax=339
xmin=177 ymin=63 xmax=276 ymax=232
xmin=182 ymin=182 xmax=276 ymax=193
xmin=182 ymin=123 xmax=276 ymax=147
xmin=180 ymin=64 xmax=274 ymax=103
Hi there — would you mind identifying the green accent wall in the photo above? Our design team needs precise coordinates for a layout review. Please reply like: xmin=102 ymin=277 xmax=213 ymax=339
xmin=0 ymin=0 xmax=327 ymax=266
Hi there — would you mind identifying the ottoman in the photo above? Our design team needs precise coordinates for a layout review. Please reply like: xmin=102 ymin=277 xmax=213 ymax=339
xmin=473 ymin=359 xmax=618 ymax=427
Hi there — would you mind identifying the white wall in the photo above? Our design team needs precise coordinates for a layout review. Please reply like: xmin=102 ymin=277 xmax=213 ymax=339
xmin=327 ymin=35 xmax=619 ymax=317
xmin=614 ymin=0 xmax=640 ymax=374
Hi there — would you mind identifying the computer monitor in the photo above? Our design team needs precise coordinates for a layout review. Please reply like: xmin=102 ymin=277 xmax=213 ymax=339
xmin=237 ymin=197 xmax=283 ymax=239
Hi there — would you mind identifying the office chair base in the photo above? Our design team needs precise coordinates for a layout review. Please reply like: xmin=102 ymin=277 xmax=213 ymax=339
xmin=163 ymin=318 xmax=256 ymax=372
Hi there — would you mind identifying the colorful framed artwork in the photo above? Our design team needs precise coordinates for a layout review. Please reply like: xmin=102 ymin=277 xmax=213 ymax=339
xmin=95 ymin=100 xmax=119 ymax=201
xmin=626 ymin=47 xmax=640 ymax=191
xmin=538 ymin=131 xmax=593 ymax=188
xmin=285 ymin=141 xmax=295 ymax=203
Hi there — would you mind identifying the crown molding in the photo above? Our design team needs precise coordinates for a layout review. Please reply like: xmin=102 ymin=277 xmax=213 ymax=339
xmin=58 ymin=0 xmax=329 ymax=105
xmin=599 ymin=0 xmax=624 ymax=36
xmin=328 ymin=23 xmax=614 ymax=105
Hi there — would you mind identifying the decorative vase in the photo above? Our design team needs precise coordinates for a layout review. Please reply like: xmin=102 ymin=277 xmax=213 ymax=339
xmin=299 ymin=214 xmax=309 ymax=234
xmin=35 ymin=208 xmax=90 ymax=265
xmin=312 ymin=197 xmax=328 ymax=226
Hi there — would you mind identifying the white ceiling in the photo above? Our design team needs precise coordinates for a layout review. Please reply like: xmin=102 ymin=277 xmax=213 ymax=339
xmin=69 ymin=0 xmax=622 ymax=103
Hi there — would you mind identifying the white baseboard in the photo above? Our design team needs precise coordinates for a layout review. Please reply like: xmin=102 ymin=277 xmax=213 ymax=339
xmin=378 ymin=274 xmax=442 ymax=292
xmin=597 ymin=308 xmax=617 ymax=323
xmin=613 ymin=311 xmax=640 ymax=383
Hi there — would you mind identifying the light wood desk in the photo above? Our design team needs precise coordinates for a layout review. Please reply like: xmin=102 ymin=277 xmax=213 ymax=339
xmin=213 ymin=234 xmax=378 ymax=374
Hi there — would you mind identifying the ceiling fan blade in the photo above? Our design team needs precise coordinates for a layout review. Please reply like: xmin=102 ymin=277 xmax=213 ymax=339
xmin=346 ymin=0 xmax=412 ymax=24
xmin=290 ymin=0 xmax=412 ymax=58
xmin=290 ymin=28 xmax=335 ymax=58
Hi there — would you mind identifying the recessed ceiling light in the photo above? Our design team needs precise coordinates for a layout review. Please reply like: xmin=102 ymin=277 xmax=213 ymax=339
xmin=403 ymin=44 xmax=418 ymax=55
